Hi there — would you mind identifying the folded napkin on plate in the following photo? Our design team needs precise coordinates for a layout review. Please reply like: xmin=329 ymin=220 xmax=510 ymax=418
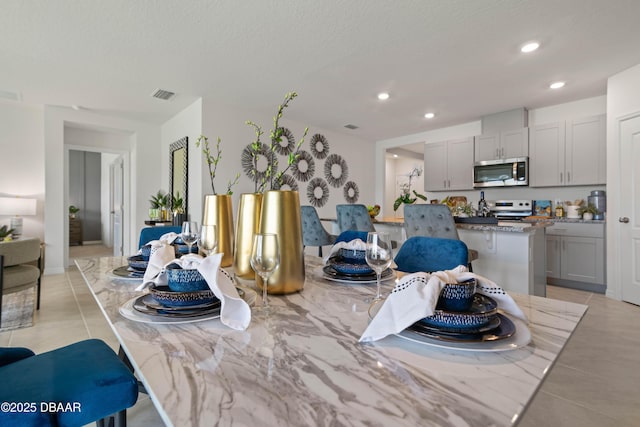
xmin=137 ymin=243 xmax=176 ymax=290
xmin=359 ymin=265 xmax=528 ymax=342
xmin=197 ymin=254 xmax=251 ymax=331
xmin=323 ymin=239 xmax=397 ymax=269
xmin=138 ymin=232 xmax=180 ymax=254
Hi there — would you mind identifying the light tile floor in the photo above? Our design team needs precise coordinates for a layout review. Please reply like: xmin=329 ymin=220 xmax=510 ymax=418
xmin=2 ymin=245 xmax=639 ymax=426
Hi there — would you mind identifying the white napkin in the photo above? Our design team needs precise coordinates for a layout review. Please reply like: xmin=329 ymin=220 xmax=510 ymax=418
xmin=323 ymin=239 xmax=397 ymax=269
xmin=137 ymin=243 xmax=176 ymax=290
xmin=197 ymin=254 xmax=252 ymax=331
xmin=359 ymin=265 xmax=528 ymax=342
xmin=138 ymin=232 xmax=180 ymax=255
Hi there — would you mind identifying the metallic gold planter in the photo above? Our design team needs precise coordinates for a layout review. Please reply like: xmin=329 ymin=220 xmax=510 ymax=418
xmin=202 ymin=194 xmax=234 ymax=267
xmin=233 ymin=193 xmax=263 ymax=279
xmin=257 ymin=190 xmax=305 ymax=294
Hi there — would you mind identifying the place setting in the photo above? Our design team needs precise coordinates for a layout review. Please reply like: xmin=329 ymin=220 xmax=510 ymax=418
xmin=360 ymin=266 xmax=531 ymax=352
xmin=317 ymin=231 xmax=396 ymax=290
xmin=119 ymin=223 xmax=257 ymax=328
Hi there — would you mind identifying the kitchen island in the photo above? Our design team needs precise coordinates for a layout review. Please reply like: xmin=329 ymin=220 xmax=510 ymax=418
xmin=323 ymin=217 xmax=550 ymax=297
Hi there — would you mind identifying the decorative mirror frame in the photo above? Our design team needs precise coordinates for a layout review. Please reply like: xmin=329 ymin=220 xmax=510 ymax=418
xmin=169 ymin=136 xmax=188 ymax=220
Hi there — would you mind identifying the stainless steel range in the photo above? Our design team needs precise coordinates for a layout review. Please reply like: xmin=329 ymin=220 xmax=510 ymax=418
xmin=487 ymin=200 xmax=532 ymax=220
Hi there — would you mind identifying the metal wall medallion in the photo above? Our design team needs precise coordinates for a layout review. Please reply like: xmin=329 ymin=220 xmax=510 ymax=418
xmin=241 ymin=143 xmax=278 ymax=182
xmin=273 ymin=127 xmax=296 ymax=156
xmin=307 ymin=177 xmax=330 ymax=207
xmin=273 ymin=173 xmax=299 ymax=191
xmin=310 ymin=134 xmax=329 ymax=159
xmin=343 ymin=181 xmax=359 ymax=203
xmin=291 ymin=150 xmax=315 ymax=182
xmin=324 ymin=153 xmax=348 ymax=188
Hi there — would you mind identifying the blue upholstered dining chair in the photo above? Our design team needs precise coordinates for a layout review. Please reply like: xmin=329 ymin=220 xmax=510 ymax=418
xmin=394 ymin=236 xmax=469 ymax=273
xmin=0 ymin=339 xmax=138 ymax=427
xmin=335 ymin=204 xmax=376 ymax=234
xmin=301 ymin=206 xmax=337 ymax=257
xmin=138 ymin=226 xmax=182 ymax=248
xmin=402 ymin=204 xmax=478 ymax=270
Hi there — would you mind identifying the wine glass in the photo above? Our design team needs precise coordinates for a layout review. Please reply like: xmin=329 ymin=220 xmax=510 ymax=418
xmin=181 ymin=221 xmax=199 ymax=255
xmin=199 ymin=224 xmax=218 ymax=256
xmin=250 ymin=233 xmax=280 ymax=313
xmin=365 ymin=232 xmax=393 ymax=302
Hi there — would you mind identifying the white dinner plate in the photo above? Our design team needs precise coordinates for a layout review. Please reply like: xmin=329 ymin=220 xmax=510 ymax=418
xmin=394 ymin=312 xmax=531 ymax=352
xmin=314 ymin=266 xmax=397 ymax=285
xmin=119 ymin=286 xmax=257 ymax=324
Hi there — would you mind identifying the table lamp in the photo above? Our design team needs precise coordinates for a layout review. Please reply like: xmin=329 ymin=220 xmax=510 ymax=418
xmin=0 ymin=196 xmax=37 ymax=238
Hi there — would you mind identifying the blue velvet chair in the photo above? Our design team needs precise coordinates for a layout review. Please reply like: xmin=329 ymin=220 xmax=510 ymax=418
xmin=394 ymin=236 xmax=469 ymax=273
xmin=403 ymin=204 xmax=478 ymax=270
xmin=335 ymin=230 xmax=369 ymax=244
xmin=301 ymin=206 xmax=337 ymax=257
xmin=335 ymin=204 xmax=376 ymax=233
xmin=0 ymin=339 xmax=138 ymax=426
xmin=138 ymin=226 xmax=182 ymax=248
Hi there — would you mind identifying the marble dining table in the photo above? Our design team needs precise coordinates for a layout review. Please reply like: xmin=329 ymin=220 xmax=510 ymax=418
xmin=76 ymin=255 xmax=588 ymax=427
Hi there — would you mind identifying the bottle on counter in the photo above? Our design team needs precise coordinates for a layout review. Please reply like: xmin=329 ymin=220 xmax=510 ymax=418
xmin=477 ymin=191 xmax=488 ymax=217
xmin=555 ymin=200 xmax=564 ymax=218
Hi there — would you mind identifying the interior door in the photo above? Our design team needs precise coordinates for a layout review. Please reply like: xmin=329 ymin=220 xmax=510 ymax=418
xmin=620 ymin=114 xmax=640 ymax=305
xmin=110 ymin=156 xmax=124 ymax=257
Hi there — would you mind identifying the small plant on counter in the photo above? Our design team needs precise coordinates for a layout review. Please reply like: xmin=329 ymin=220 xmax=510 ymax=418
xmin=0 ymin=225 xmax=15 ymax=241
xmin=196 ymin=135 xmax=241 ymax=195
xmin=393 ymin=167 xmax=427 ymax=211
xmin=578 ymin=203 xmax=600 ymax=216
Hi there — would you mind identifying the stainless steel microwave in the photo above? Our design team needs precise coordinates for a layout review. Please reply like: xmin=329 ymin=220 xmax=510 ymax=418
xmin=473 ymin=157 xmax=528 ymax=188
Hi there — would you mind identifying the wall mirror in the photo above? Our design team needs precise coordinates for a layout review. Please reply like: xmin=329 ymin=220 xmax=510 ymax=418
xmin=169 ymin=136 xmax=188 ymax=221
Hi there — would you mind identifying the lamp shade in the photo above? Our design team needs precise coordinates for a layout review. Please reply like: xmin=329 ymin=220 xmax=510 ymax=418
xmin=0 ymin=197 xmax=37 ymax=216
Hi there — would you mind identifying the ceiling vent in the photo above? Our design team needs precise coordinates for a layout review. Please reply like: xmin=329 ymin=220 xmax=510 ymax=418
xmin=0 ymin=89 xmax=21 ymax=101
xmin=151 ymin=89 xmax=176 ymax=101
xmin=344 ymin=124 xmax=359 ymax=130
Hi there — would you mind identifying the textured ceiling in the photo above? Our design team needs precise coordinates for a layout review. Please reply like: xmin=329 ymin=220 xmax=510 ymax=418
xmin=2 ymin=0 xmax=640 ymax=141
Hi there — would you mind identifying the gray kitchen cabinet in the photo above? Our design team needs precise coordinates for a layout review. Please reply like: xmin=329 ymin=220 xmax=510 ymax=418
xmin=474 ymin=128 xmax=529 ymax=162
xmin=424 ymin=137 xmax=474 ymax=191
xmin=546 ymin=222 xmax=606 ymax=292
xmin=530 ymin=114 xmax=605 ymax=187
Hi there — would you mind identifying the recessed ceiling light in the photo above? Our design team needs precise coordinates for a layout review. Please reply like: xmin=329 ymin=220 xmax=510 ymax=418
xmin=424 ymin=113 xmax=435 ymax=119
xmin=377 ymin=92 xmax=390 ymax=100
xmin=550 ymin=81 xmax=565 ymax=89
xmin=521 ymin=42 xmax=540 ymax=53
xmin=393 ymin=154 xmax=398 ymax=158
xmin=71 ymin=105 xmax=81 ymax=111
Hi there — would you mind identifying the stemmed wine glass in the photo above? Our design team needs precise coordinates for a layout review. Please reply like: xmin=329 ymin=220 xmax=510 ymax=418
xmin=250 ymin=233 xmax=280 ymax=314
xmin=365 ymin=232 xmax=393 ymax=302
xmin=181 ymin=221 xmax=199 ymax=255
xmin=199 ymin=224 xmax=218 ymax=256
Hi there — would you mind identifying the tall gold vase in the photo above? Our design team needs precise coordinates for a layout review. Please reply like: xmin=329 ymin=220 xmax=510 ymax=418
xmin=202 ymin=194 xmax=234 ymax=267
xmin=233 ymin=193 xmax=263 ymax=279
xmin=257 ymin=190 xmax=305 ymax=294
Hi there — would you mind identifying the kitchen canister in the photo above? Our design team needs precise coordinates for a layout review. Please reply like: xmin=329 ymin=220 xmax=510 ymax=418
xmin=587 ymin=190 xmax=606 ymax=220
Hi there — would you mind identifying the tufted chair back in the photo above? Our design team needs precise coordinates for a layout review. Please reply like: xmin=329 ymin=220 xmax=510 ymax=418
xmin=394 ymin=236 xmax=469 ymax=273
xmin=301 ymin=206 xmax=337 ymax=256
xmin=336 ymin=204 xmax=376 ymax=234
xmin=403 ymin=204 xmax=459 ymax=239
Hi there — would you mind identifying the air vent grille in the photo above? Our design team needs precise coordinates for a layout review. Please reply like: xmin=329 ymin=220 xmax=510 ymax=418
xmin=344 ymin=124 xmax=359 ymax=130
xmin=151 ymin=89 xmax=176 ymax=100
xmin=0 ymin=90 xmax=21 ymax=101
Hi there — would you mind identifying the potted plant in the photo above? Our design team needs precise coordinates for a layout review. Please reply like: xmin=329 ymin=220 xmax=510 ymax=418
xmin=0 ymin=225 xmax=15 ymax=242
xmin=149 ymin=190 xmax=167 ymax=221
xmin=69 ymin=205 xmax=80 ymax=219
xmin=578 ymin=203 xmax=600 ymax=220
xmin=393 ymin=167 xmax=427 ymax=211
xmin=172 ymin=191 xmax=186 ymax=225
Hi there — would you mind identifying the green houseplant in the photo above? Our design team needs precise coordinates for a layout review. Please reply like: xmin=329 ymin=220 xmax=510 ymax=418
xmin=69 ymin=205 xmax=80 ymax=219
xmin=149 ymin=190 xmax=169 ymax=220
xmin=393 ymin=167 xmax=427 ymax=211
xmin=578 ymin=203 xmax=600 ymax=220
xmin=0 ymin=225 xmax=15 ymax=241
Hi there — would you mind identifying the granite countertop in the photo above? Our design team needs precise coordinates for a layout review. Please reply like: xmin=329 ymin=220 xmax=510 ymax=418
xmin=522 ymin=217 xmax=606 ymax=224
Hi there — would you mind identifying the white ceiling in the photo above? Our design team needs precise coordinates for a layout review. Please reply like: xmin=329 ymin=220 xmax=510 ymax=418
xmin=2 ymin=0 xmax=640 ymax=141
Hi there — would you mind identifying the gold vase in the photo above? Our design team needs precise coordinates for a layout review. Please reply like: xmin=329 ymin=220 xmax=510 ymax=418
xmin=202 ymin=194 xmax=234 ymax=267
xmin=233 ymin=193 xmax=263 ymax=279
xmin=257 ymin=190 xmax=305 ymax=294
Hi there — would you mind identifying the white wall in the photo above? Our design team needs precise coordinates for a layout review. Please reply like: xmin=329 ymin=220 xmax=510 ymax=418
xmin=605 ymin=63 xmax=640 ymax=300
xmin=161 ymin=98 xmax=203 ymax=222
xmin=0 ymin=101 xmax=45 ymax=239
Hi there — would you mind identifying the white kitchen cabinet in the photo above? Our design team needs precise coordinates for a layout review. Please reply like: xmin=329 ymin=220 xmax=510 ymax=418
xmin=530 ymin=114 xmax=605 ymax=187
xmin=546 ymin=222 xmax=606 ymax=291
xmin=424 ymin=137 xmax=474 ymax=191
xmin=474 ymin=128 xmax=529 ymax=162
